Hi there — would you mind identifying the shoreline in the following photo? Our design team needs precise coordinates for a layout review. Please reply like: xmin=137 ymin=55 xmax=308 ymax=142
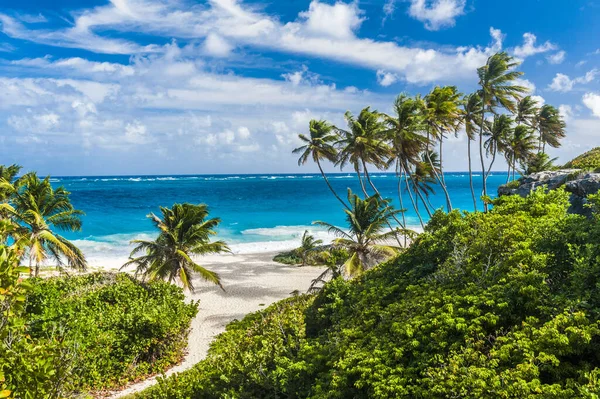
xmin=106 ymin=250 xmax=326 ymax=398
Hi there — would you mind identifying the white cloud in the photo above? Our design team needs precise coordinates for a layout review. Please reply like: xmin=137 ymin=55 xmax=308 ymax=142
xmin=281 ymin=65 xmax=320 ymax=86
xmin=515 ymin=78 xmax=536 ymax=93
xmin=203 ymin=33 xmax=233 ymax=57
xmin=237 ymin=126 xmax=251 ymax=139
xmin=559 ymin=104 xmax=574 ymax=122
xmin=583 ymin=93 xmax=600 ymax=118
xmin=548 ymin=69 xmax=599 ymax=92
xmin=407 ymin=0 xmax=466 ymax=30
xmin=513 ymin=33 xmax=557 ymax=58
xmin=124 ymin=120 xmax=148 ymax=144
xmin=547 ymin=50 xmax=566 ymax=64
xmin=376 ymin=70 xmax=399 ymax=86
xmin=298 ymin=1 xmax=364 ymax=39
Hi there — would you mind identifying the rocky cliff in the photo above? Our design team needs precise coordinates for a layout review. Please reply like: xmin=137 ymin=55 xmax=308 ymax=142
xmin=498 ymin=169 xmax=600 ymax=216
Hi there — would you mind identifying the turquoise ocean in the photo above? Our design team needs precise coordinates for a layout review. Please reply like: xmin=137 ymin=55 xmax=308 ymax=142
xmin=50 ymin=173 xmax=508 ymax=268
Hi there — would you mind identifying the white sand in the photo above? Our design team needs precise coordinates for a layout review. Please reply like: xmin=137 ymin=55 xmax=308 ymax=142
xmin=105 ymin=251 xmax=325 ymax=398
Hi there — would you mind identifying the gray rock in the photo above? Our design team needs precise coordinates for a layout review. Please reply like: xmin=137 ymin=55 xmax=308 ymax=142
xmin=498 ymin=169 xmax=600 ymax=216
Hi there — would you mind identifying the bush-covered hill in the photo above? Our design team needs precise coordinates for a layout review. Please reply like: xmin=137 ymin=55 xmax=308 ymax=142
xmin=564 ymin=147 xmax=600 ymax=171
xmin=131 ymin=189 xmax=600 ymax=398
xmin=24 ymin=272 xmax=198 ymax=393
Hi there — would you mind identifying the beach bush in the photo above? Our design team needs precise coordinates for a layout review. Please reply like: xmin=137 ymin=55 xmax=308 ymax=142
xmin=564 ymin=147 xmax=600 ymax=171
xmin=130 ymin=188 xmax=600 ymax=398
xmin=25 ymin=272 xmax=198 ymax=392
xmin=274 ymin=247 xmax=350 ymax=266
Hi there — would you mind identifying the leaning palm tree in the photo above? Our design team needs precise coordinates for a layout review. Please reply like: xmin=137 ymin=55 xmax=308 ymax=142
xmin=535 ymin=104 xmax=566 ymax=154
xmin=484 ymin=114 xmax=514 ymax=180
xmin=423 ymin=86 xmax=462 ymax=212
xmin=461 ymin=93 xmax=483 ymax=211
xmin=0 ymin=173 xmax=86 ymax=276
xmin=296 ymin=230 xmax=323 ymax=266
xmin=293 ymin=120 xmax=348 ymax=209
xmin=515 ymin=96 xmax=540 ymax=127
xmin=335 ymin=107 xmax=390 ymax=197
xmin=383 ymin=94 xmax=428 ymax=228
xmin=314 ymin=190 xmax=401 ymax=276
xmin=123 ymin=203 xmax=230 ymax=292
xmin=507 ymin=125 xmax=537 ymax=181
xmin=477 ymin=52 xmax=528 ymax=210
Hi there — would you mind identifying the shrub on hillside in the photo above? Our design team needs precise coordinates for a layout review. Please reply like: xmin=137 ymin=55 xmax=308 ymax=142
xmin=130 ymin=188 xmax=600 ymax=398
xmin=564 ymin=147 xmax=600 ymax=171
xmin=25 ymin=272 xmax=198 ymax=392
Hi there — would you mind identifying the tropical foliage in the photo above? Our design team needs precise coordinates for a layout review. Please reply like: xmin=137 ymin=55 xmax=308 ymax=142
xmin=129 ymin=188 xmax=600 ymax=399
xmin=124 ymin=203 xmax=230 ymax=292
xmin=564 ymin=146 xmax=600 ymax=171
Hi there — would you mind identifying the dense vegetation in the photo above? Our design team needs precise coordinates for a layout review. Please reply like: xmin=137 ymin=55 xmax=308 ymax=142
xmin=130 ymin=189 xmax=600 ymax=398
xmin=25 ymin=273 xmax=198 ymax=392
xmin=564 ymin=147 xmax=600 ymax=171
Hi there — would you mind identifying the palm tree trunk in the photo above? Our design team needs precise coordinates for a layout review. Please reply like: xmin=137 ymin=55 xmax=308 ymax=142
xmin=412 ymin=180 xmax=433 ymax=218
xmin=479 ymin=100 xmax=488 ymax=212
xmin=425 ymin=130 xmax=452 ymax=212
xmin=316 ymin=159 xmax=349 ymax=210
xmin=467 ymin=137 xmax=477 ymax=212
xmin=355 ymin=164 xmax=369 ymax=197
xmin=485 ymin=147 xmax=497 ymax=182
xmin=506 ymin=156 xmax=511 ymax=184
xmin=438 ymin=138 xmax=452 ymax=211
xmin=401 ymin=164 xmax=425 ymax=229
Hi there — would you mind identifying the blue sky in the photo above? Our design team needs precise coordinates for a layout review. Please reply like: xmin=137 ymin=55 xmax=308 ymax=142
xmin=0 ymin=0 xmax=599 ymax=175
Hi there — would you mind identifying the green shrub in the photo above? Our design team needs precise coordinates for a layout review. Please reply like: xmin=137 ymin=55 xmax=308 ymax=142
xmin=273 ymin=250 xmax=303 ymax=265
xmin=564 ymin=147 xmax=600 ymax=170
xmin=274 ymin=247 xmax=350 ymax=267
xmin=25 ymin=272 xmax=198 ymax=392
xmin=131 ymin=188 xmax=600 ymax=398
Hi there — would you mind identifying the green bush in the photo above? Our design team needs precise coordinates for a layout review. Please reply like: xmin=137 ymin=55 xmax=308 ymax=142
xmin=25 ymin=272 xmax=198 ymax=392
xmin=131 ymin=188 xmax=600 ymax=398
xmin=564 ymin=147 xmax=600 ymax=170
xmin=274 ymin=247 xmax=350 ymax=267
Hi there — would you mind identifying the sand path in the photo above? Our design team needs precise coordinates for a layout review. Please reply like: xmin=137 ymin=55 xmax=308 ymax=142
xmin=106 ymin=251 xmax=324 ymax=398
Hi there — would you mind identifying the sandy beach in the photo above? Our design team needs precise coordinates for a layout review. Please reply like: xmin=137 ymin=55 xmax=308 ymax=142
xmin=107 ymin=250 xmax=325 ymax=398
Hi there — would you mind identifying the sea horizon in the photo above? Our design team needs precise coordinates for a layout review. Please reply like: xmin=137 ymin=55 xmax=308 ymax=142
xmin=49 ymin=172 xmax=509 ymax=268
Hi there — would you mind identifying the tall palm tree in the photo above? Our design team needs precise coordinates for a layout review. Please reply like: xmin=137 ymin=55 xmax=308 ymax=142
xmin=123 ymin=203 xmax=229 ymax=292
xmin=477 ymin=52 xmax=528 ymax=211
xmin=293 ymin=120 xmax=349 ymax=210
xmin=423 ymin=86 xmax=462 ymax=212
xmin=335 ymin=107 xmax=390 ymax=197
xmin=484 ymin=115 xmax=513 ymax=179
xmin=314 ymin=190 xmax=401 ymax=276
xmin=383 ymin=94 xmax=428 ymax=228
xmin=0 ymin=173 xmax=86 ymax=276
xmin=515 ymin=96 xmax=539 ymax=127
xmin=297 ymin=230 xmax=323 ymax=266
xmin=461 ymin=93 xmax=483 ymax=211
xmin=506 ymin=125 xmax=537 ymax=181
xmin=535 ymin=104 xmax=566 ymax=153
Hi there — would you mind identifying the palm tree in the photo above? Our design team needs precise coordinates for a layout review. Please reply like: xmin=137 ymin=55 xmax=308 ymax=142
xmin=0 ymin=164 xmax=21 ymax=203
xmin=293 ymin=120 xmax=349 ymax=210
xmin=408 ymin=153 xmax=438 ymax=218
xmin=477 ymin=52 xmax=528 ymax=211
xmin=423 ymin=86 xmax=462 ymax=212
xmin=461 ymin=93 xmax=483 ymax=211
xmin=515 ymin=96 xmax=539 ymax=127
xmin=314 ymin=190 xmax=401 ymax=276
xmin=506 ymin=125 xmax=537 ymax=181
xmin=335 ymin=107 xmax=390 ymax=197
xmin=296 ymin=230 xmax=323 ymax=266
xmin=0 ymin=173 xmax=86 ymax=276
xmin=484 ymin=115 xmax=513 ymax=180
xmin=123 ymin=203 xmax=230 ymax=292
xmin=536 ymin=104 xmax=566 ymax=153
xmin=383 ymin=94 xmax=428 ymax=228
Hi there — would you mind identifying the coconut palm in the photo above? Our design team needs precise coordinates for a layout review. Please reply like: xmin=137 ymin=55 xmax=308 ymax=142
xmin=335 ymin=107 xmax=390 ymax=197
xmin=506 ymin=125 xmax=537 ymax=181
xmin=314 ymin=190 xmax=401 ymax=276
xmin=383 ymin=94 xmax=428 ymax=228
xmin=408 ymin=152 xmax=439 ymax=218
xmin=0 ymin=173 xmax=86 ymax=276
xmin=293 ymin=120 xmax=348 ymax=209
xmin=477 ymin=52 xmax=528 ymax=210
xmin=515 ymin=96 xmax=540 ymax=127
xmin=0 ymin=164 xmax=21 ymax=203
xmin=123 ymin=203 xmax=229 ymax=292
xmin=461 ymin=93 xmax=483 ymax=211
xmin=296 ymin=230 xmax=323 ymax=266
xmin=484 ymin=115 xmax=513 ymax=179
xmin=536 ymin=104 xmax=566 ymax=153
xmin=423 ymin=86 xmax=462 ymax=212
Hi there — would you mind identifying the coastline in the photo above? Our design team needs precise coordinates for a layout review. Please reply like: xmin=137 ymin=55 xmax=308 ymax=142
xmin=107 ymin=250 xmax=326 ymax=398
